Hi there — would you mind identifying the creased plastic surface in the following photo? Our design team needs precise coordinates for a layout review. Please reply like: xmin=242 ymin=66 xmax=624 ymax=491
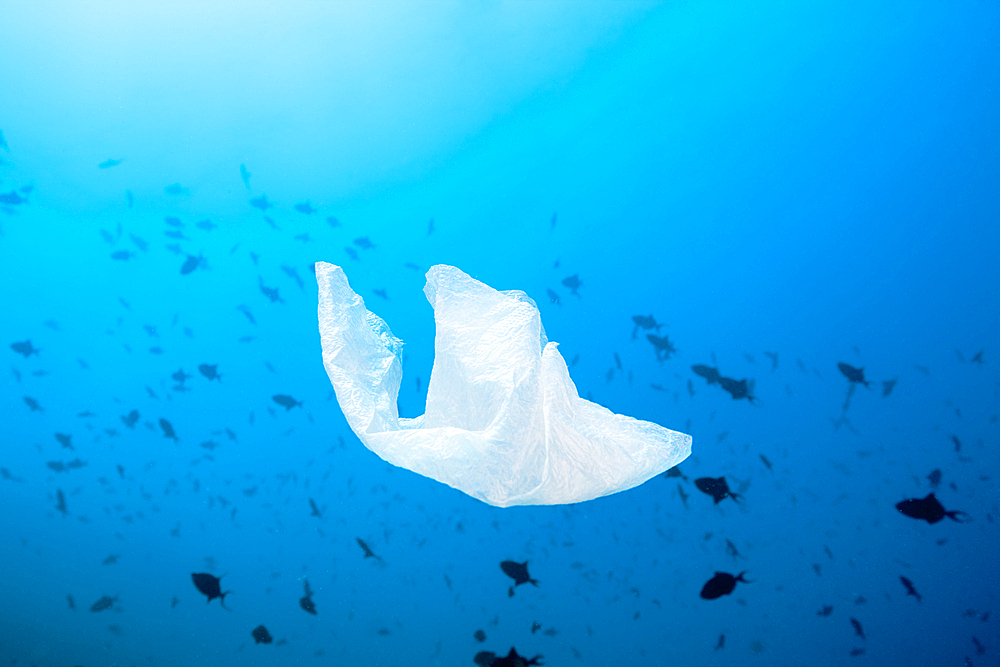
xmin=317 ymin=262 xmax=692 ymax=507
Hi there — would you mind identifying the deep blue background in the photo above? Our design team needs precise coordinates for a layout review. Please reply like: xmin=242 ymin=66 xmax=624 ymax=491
xmin=1 ymin=2 xmax=998 ymax=665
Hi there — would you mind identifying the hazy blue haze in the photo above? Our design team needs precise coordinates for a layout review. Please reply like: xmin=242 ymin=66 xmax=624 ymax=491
xmin=1 ymin=2 xmax=998 ymax=666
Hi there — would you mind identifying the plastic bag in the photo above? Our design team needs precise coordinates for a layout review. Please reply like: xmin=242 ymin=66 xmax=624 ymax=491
xmin=316 ymin=262 xmax=691 ymax=507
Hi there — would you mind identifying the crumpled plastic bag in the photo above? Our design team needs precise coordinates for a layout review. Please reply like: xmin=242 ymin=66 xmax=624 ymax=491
xmin=316 ymin=262 xmax=691 ymax=507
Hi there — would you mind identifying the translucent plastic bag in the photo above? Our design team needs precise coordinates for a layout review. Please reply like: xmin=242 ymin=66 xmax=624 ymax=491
xmin=317 ymin=262 xmax=691 ymax=507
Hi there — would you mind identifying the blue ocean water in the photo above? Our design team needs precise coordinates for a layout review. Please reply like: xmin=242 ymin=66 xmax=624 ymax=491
xmin=1 ymin=2 xmax=998 ymax=665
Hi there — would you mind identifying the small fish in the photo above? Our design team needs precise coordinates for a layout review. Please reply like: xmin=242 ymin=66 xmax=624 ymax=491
xmin=900 ymin=576 xmax=921 ymax=602
xmin=172 ymin=368 xmax=192 ymax=385
xmin=24 ymin=396 xmax=43 ymax=412
xmin=357 ymin=537 xmax=383 ymax=561
xmin=259 ymin=276 xmax=284 ymax=304
xmin=895 ymin=493 xmax=967 ymax=524
xmin=252 ymin=624 xmax=273 ymax=644
xmin=631 ymin=314 xmax=662 ymax=339
xmin=237 ymin=304 xmax=256 ymax=325
xmin=344 ymin=246 xmax=359 ymax=261
xmin=353 ymin=236 xmax=375 ymax=250
xmin=191 ymin=573 xmax=230 ymax=608
xmin=55 ymin=433 xmax=73 ymax=450
xmin=882 ymin=378 xmax=897 ymax=397
xmin=110 ymin=250 xmax=132 ymax=261
xmin=239 ymin=164 xmax=251 ymax=189
xmin=663 ymin=465 xmax=687 ymax=481
xmin=546 ymin=289 xmax=561 ymax=306
xmin=561 ymin=274 xmax=582 ymax=296
xmin=373 ymin=288 xmax=388 ymax=300
xmin=47 ymin=461 xmax=66 ymax=472
xmin=950 ymin=434 xmax=962 ymax=452
xmin=199 ymin=364 xmax=221 ymax=381
xmin=837 ymin=363 xmax=871 ymax=388
xmin=699 ymin=571 xmax=750 ymax=600
xmin=474 ymin=629 xmax=487 ymax=642
xmin=927 ymin=469 xmax=942 ymax=488
xmin=677 ymin=483 xmax=689 ymax=508
xmin=694 ymin=477 xmax=743 ymax=505
xmin=195 ymin=218 xmax=217 ymax=231
xmin=11 ymin=340 xmax=39 ymax=358
xmin=718 ymin=376 xmax=755 ymax=402
xmin=764 ymin=351 xmax=779 ymax=370
xmin=0 ymin=129 xmax=7 ymax=152
xmin=55 ymin=488 xmax=68 ymax=514
xmin=121 ymin=409 xmax=139 ymax=429
xmin=725 ymin=539 xmax=740 ymax=558
xmin=308 ymin=498 xmax=322 ymax=517
xmin=180 ymin=254 xmax=205 ymax=275
xmin=647 ymin=334 xmax=676 ymax=362
xmin=126 ymin=190 xmax=134 ymax=207
xmin=0 ymin=190 xmax=28 ymax=205
xmin=299 ymin=578 xmax=317 ymax=614
xmin=102 ymin=554 xmax=120 ymax=565
xmin=817 ymin=605 xmax=834 ymax=617
xmin=759 ymin=453 xmax=773 ymax=471
xmin=849 ymin=617 xmax=865 ymax=640
xmin=249 ymin=194 xmax=273 ymax=211
xmin=294 ymin=201 xmax=316 ymax=214
xmin=280 ymin=264 xmax=304 ymax=291
xmin=67 ymin=594 xmax=75 ymax=609
xmin=970 ymin=349 xmax=984 ymax=365
xmin=159 ymin=418 xmax=179 ymax=442
xmin=98 ymin=158 xmax=123 ymax=169
xmin=90 ymin=595 xmax=117 ymax=612
xmin=474 ymin=648 xmax=543 ymax=667
xmin=326 ymin=216 xmax=340 ymax=228
xmin=164 ymin=183 xmax=188 ymax=196
xmin=715 ymin=634 xmax=725 ymax=651
xmin=500 ymin=561 xmax=539 ymax=597
xmin=272 ymin=394 xmax=302 ymax=411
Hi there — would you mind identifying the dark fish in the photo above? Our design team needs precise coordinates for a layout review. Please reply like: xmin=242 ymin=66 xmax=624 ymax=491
xmin=164 ymin=183 xmax=188 ymax=196
xmin=90 ymin=595 xmax=117 ymax=612
xmin=259 ymin=276 xmax=284 ymax=303
xmin=196 ymin=219 xmax=216 ymax=231
xmin=344 ymin=246 xmax=359 ymax=261
xmin=1 ymin=467 xmax=24 ymax=482
xmin=895 ymin=493 xmax=967 ymax=524
xmin=199 ymin=364 xmax=221 ymax=381
xmin=237 ymin=304 xmax=256 ymax=324
xmin=191 ymin=573 xmax=230 ymax=608
xmin=663 ymin=465 xmax=687 ymax=481
xmin=837 ymin=363 xmax=871 ymax=388
xmin=264 ymin=216 xmax=278 ymax=230
xmin=475 ymin=648 xmax=543 ymax=667
xmin=249 ymin=194 xmax=273 ymax=211
xmin=850 ymin=617 xmax=865 ymax=640
xmin=677 ymin=483 xmax=689 ymax=508
xmin=47 ymin=461 xmax=66 ymax=472
xmin=180 ymin=254 xmax=204 ymax=275
xmin=308 ymin=498 xmax=321 ymax=517
xmin=695 ymin=477 xmax=743 ymax=504
xmin=699 ymin=571 xmax=750 ymax=600
xmin=715 ymin=634 xmax=725 ymax=650
xmin=55 ymin=433 xmax=73 ymax=450
xmin=546 ymin=289 xmax=561 ymax=306
xmin=764 ymin=351 xmax=779 ymax=370
xmin=103 ymin=554 xmax=120 ymax=565
xmin=273 ymin=394 xmax=302 ymax=411
xmin=65 ymin=458 xmax=87 ymax=470
xmin=725 ymin=539 xmax=740 ymax=558
xmin=299 ymin=579 xmax=316 ymax=614
xmin=98 ymin=158 xmax=123 ymax=169
xmin=427 ymin=218 xmax=435 ymax=235
xmin=647 ymin=334 xmax=676 ymax=362
xmin=126 ymin=190 xmax=134 ymax=207
xmin=110 ymin=250 xmax=132 ymax=261
xmin=251 ymin=624 xmax=272 ymax=644
xmin=561 ymin=274 xmax=582 ymax=296
xmin=121 ymin=409 xmax=139 ymax=429
xmin=353 ymin=236 xmax=375 ymax=250
xmin=294 ymin=201 xmax=316 ymax=214
xmin=927 ymin=469 xmax=942 ymax=488
xmin=631 ymin=314 xmax=662 ymax=339
xmin=950 ymin=434 xmax=962 ymax=452
xmin=882 ymin=378 xmax=897 ymax=397
xmin=11 ymin=340 xmax=39 ymax=358
xmin=850 ymin=648 xmax=866 ymax=657
xmin=373 ymin=288 xmax=388 ymax=300
xmin=326 ymin=216 xmax=340 ymax=228
xmin=357 ymin=537 xmax=382 ymax=561
xmin=500 ymin=561 xmax=539 ymax=597
xmin=172 ymin=368 xmax=192 ymax=384
xmin=817 ymin=605 xmax=833 ymax=617
xmin=900 ymin=576 xmax=921 ymax=602
xmin=159 ymin=418 xmax=179 ymax=442
xmin=0 ymin=129 xmax=7 ymax=152
xmin=970 ymin=349 xmax=984 ymax=365
xmin=239 ymin=164 xmax=251 ymax=189
xmin=280 ymin=264 xmax=304 ymax=290
xmin=759 ymin=453 xmax=773 ymax=470
xmin=692 ymin=364 xmax=721 ymax=385
xmin=474 ymin=629 xmax=487 ymax=642
xmin=718 ymin=376 xmax=755 ymax=403
xmin=0 ymin=190 xmax=28 ymax=205
xmin=67 ymin=594 xmax=75 ymax=609
xmin=55 ymin=488 xmax=67 ymax=514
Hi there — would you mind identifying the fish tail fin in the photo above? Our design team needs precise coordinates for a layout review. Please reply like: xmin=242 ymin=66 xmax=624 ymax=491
xmin=736 ymin=571 xmax=752 ymax=583
xmin=220 ymin=591 xmax=233 ymax=610
xmin=946 ymin=510 xmax=969 ymax=523
xmin=530 ymin=578 xmax=539 ymax=587
xmin=508 ymin=586 xmax=515 ymax=598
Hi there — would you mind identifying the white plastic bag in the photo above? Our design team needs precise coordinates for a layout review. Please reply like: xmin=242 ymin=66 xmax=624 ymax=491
xmin=317 ymin=262 xmax=691 ymax=507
